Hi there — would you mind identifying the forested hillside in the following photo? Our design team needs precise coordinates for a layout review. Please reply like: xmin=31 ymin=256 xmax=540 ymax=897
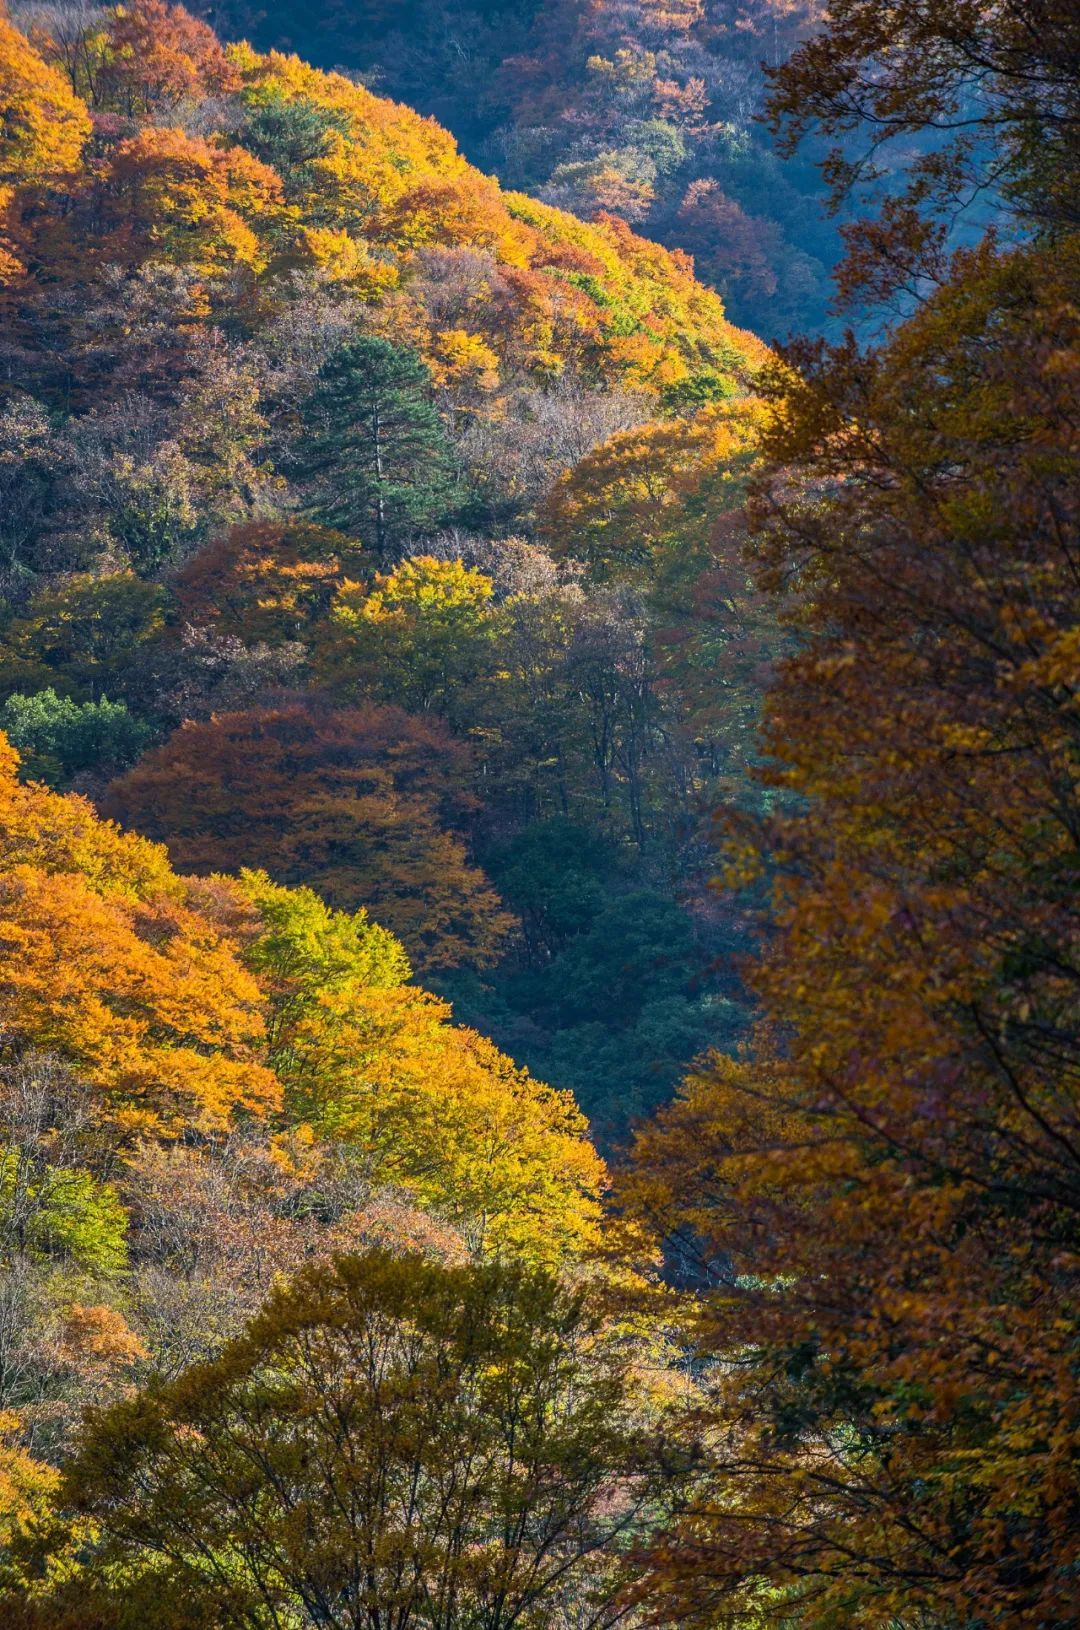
xmin=188 ymin=0 xmax=837 ymax=337
xmin=0 ymin=0 xmax=773 ymax=1136
xmin=0 ymin=10 xmax=772 ymax=1601
xmin=2 ymin=0 xmax=1079 ymax=1625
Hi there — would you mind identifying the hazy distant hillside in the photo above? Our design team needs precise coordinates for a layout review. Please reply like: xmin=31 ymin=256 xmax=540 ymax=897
xmin=190 ymin=0 xmax=838 ymax=337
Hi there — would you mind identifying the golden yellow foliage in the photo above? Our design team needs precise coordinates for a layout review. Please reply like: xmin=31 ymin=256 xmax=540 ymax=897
xmin=0 ymin=12 xmax=90 ymax=277
xmin=543 ymin=396 xmax=767 ymax=576
xmin=0 ymin=1411 xmax=58 ymax=1550
xmin=0 ymin=14 xmax=90 ymax=183
xmin=282 ymin=981 xmax=605 ymax=1264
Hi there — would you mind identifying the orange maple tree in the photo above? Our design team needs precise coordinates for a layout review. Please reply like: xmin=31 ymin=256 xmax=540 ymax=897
xmin=0 ymin=734 xmax=277 ymax=1136
xmin=173 ymin=522 xmax=366 ymax=650
xmin=0 ymin=12 xmax=90 ymax=279
xmin=102 ymin=699 xmax=515 ymax=970
xmin=98 ymin=0 xmax=240 ymax=114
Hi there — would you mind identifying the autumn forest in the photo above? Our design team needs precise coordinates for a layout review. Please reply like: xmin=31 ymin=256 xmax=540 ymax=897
xmin=0 ymin=0 xmax=1077 ymax=1624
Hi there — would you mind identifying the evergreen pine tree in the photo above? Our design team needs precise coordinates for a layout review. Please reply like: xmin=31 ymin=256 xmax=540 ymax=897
xmin=297 ymin=336 xmax=460 ymax=555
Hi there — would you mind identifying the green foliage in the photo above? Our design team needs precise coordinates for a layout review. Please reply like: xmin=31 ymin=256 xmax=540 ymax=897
xmin=659 ymin=367 xmax=737 ymax=415
xmin=539 ymin=993 xmax=743 ymax=1131
xmin=628 ymin=118 xmax=688 ymax=177
xmin=50 ymin=1250 xmax=661 ymax=1628
xmin=296 ymin=337 xmax=464 ymax=555
xmin=321 ymin=554 xmax=502 ymax=717
xmin=0 ymin=690 xmax=150 ymax=787
xmin=0 ymin=574 xmax=165 ymax=703
xmin=440 ymin=820 xmax=751 ymax=1129
xmin=235 ymin=866 xmax=411 ymax=1052
xmin=485 ymin=818 xmax=616 ymax=959
xmin=101 ymin=466 xmax=201 ymax=577
xmin=237 ymin=88 xmax=350 ymax=192
xmin=521 ymin=887 xmax=702 ymax=1029
xmin=0 ymin=1160 xmax=128 ymax=1276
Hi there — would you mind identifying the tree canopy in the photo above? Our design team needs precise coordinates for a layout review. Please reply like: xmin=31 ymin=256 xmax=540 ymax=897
xmin=49 ymin=1251 xmax=666 ymax=1630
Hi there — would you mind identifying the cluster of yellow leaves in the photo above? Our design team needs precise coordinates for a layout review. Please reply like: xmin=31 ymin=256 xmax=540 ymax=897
xmin=107 ymin=126 xmax=284 ymax=275
xmin=0 ymin=1411 xmax=58 ymax=1551
xmin=0 ymin=730 xmax=605 ymax=1262
xmin=322 ymin=556 xmax=500 ymax=712
xmin=543 ymin=397 xmax=767 ymax=577
xmin=0 ymin=14 xmax=89 ymax=182
xmin=426 ymin=328 xmax=501 ymax=393
xmin=301 ymin=224 xmax=400 ymax=297
xmin=284 ymin=982 xmax=604 ymax=1264
xmin=0 ymin=12 xmax=90 ymax=278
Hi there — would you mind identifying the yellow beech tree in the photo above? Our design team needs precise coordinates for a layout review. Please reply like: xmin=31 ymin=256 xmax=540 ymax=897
xmin=279 ymin=979 xmax=604 ymax=1264
xmin=542 ymin=398 xmax=765 ymax=582
xmin=0 ymin=13 xmax=89 ymax=182
xmin=319 ymin=556 xmax=503 ymax=717
xmin=104 ymin=126 xmax=283 ymax=276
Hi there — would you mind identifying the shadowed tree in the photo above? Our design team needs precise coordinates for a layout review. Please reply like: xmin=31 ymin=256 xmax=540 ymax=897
xmin=45 ymin=1251 xmax=670 ymax=1629
xmin=102 ymin=699 xmax=515 ymax=972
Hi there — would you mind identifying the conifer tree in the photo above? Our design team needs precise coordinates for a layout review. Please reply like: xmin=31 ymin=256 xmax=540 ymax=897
xmin=297 ymin=337 xmax=461 ymax=556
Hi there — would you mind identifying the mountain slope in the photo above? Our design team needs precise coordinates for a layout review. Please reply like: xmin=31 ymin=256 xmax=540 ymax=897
xmin=185 ymin=0 xmax=836 ymax=336
xmin=0 ymin=0 xmax=771 ymax=1141
xmin=1 ymin=4 xmax=765 ymax=402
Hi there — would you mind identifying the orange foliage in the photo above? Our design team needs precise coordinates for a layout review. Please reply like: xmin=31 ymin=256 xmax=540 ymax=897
xmin=1 ymin=3 xmax=764 ymax=391
xmin=104 ymin=126 xmax=283 ymax=274
xmin=542 ymin=398 xmax=765 ymax=577
xmin=373 ymin=173 xmax=531 ymax=262
xmin=56 ymin=1303 xmax=148 ymax=1372
xmin=100 ymin=0 xmax=240 ymax=113
xmin=0 ymin=13 xmax=90 ymax=182
xmin=0 ymin=12 xmax=90 ymax=278
xmin=173 ymin=522 xmax=365 ymax=647
xmin=0 ymin=734 xmax=277 ymax=1136
xmin=676 ymin=180 xmax=781 ymax=302
xmin=102 ymin=701 xmax=515 ymax=971
xmin=626 ymin=238 xmax=1080 ymax=1626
